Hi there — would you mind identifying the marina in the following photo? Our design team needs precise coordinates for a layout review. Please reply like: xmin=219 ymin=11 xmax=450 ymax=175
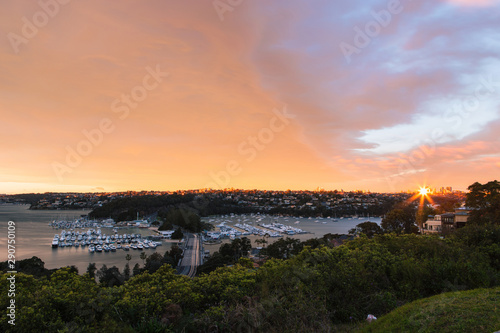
xmin=0 ymin=205 xmax=167 ymax=274
xmin=51 ymin=228 xmax=162 ymax=253
xmin=201 ymin=212 xmax=382 ymax=254
xmin=1 ymin=205 xmax=382 ymax=273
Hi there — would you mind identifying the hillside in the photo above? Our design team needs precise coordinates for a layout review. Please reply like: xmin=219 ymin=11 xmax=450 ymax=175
xmin=362 ymin=286 xmax=500 ymax=333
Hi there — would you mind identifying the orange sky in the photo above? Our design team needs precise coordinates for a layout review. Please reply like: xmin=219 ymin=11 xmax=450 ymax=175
xmin=1 ymin=0 xmax=499 ymax=194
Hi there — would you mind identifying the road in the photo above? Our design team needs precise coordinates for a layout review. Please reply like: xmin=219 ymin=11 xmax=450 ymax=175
xmin=177 ymin=233 xmax=200 ymax=278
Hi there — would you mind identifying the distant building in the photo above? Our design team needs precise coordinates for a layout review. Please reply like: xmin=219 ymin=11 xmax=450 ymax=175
xmin=423 ymin=215 xmax=442 ymax=234
xmin=422 ymin=208 xmax=471 ymax=235
xmin=158 ymin=230 xmax=175 ymax=239
xmin=454 ymin=207 xmax=471 ymax=228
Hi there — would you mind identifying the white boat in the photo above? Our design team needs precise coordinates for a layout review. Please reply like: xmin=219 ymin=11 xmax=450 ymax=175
xmin=51 ymin=238 xmax=59 ymax=248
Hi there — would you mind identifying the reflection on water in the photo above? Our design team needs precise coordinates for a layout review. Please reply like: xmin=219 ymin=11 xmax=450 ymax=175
xmin=0 ymin=205 xmax=382 ymax=274
xmin=0 ymin=204 xmax=171 ymax=274
xmin=201 ymin=214 xmax=382 ymax=254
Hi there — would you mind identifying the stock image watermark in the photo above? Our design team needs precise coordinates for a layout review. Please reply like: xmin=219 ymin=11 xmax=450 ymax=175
xmin=384 ymin=74 xmax=500 ymax=191
xmin=52 ymin=64 xmax=169 ymax=182
xmin=206 ymin=105 xmax=295 ymax=189
xmin=213 ymin=0 xmax=244 ymax=21
xmin=340 ymin=0 xmax=411 ymax=64
xmin=7 ymin=0 xmax=72 ymax=54
xmin=6 ymin=221 xmax=17 ymax=326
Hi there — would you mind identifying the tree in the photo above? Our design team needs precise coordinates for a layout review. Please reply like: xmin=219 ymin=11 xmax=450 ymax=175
xmin=123 ymin=263 xmax=131 ymax=280
xmin=232 ymin=237 xmax=252 ymax=259
xmin=172 ymin=227 xmax=184 ymax=240
xmin=96 ymin=264 xmax=124 ymax=287
xmin=132 ymin=263 xmax=142 ymax=276
xmin=87 ymin=262 xmax=97 ymax=279
xmin=220 ymin=237 xmax=251 ymax=261
xmin=140 ymin=252 xmax=147 ymax=265
xmin=466 ymin=180 xmax=500 ymax=225
xmin=145 ymin=252 xmax=164 ymax=273
xmin=158 ymin=207 xmax=209 ymax=232
xmin=261 ymin=237 xmax=303 ymax=259
xmin=255 ymin=238 xmax=267 ymax=248
xmin=163 ymin=245 xmax=183 ymax=268
xmin=381 ymin=206 xmax=417 ymax=234
xmin=349 ymin=221 xmax=383 ymax=238
xmin=196 ymin=252 xmax=232 ymax=275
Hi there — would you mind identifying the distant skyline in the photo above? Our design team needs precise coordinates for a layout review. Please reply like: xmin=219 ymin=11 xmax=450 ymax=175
xmin=1 ymin=0 xmax=500 ymax=194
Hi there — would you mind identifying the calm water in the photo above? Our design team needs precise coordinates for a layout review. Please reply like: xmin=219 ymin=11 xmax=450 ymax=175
xmin=0 ymin=204 xmax=171 ymax=274
xmin=0 ymin=204 xmax=382 ymax=273
xmin=201 ymin=214 xmax=382 ymax=254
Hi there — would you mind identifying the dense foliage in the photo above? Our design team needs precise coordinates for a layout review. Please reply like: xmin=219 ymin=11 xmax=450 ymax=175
xmin=197 ymin=237 xmax=252 ymax=275
xmin=89 ymin=193 xmax=195 ymax=221
xmin=381 ymin=203 xmax=418 ymax=234
xmin=2 ymin=223 xmax=499 ymax=332
xmin=349 ymin=221 xmax=383 ymax=238
xmin=158 ymin=208 xmax=211 ymax=233
xmin=466 ymin=180 xmax=500 ymax=225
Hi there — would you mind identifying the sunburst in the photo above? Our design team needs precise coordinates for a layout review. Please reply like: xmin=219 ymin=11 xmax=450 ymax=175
xmin=406 ymin=186 xmax=435 ymax=229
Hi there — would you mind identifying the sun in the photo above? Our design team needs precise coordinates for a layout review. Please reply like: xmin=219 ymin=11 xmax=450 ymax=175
xmin=419 ymin=187 xmax=429 ymax=196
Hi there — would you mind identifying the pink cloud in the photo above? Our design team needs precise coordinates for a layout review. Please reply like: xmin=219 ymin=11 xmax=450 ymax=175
xmin=446 ymin=0 xmax=500 ymax=6
xmin=1 ymin=0 xmax=499 ymax=193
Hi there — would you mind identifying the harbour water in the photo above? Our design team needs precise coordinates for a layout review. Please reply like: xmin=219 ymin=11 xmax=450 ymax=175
xmin=0 ymin=204 xmax=170 ymax=274
xmin=0 ymin=204 xmax=382 ymax=274
xmin=201 ymin=213 xmax=383 ymax=254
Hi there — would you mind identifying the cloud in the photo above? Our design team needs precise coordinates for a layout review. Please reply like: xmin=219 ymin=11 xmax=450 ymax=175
xmin=1 ymin=0 xmax=500 ymax=193
xmin=446 ymin=0 xmax=500 ymax=6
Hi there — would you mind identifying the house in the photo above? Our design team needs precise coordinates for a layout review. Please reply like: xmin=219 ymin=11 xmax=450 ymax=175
xmin=454 ymin=207 xmax=472 ymax=228
xmin=440 ymin=213 xmax=456 ymax=234
xmin=422 ymin=208 xmax=471 ymax=235
xmin=423 ymin=215 xmax=442 ymax=234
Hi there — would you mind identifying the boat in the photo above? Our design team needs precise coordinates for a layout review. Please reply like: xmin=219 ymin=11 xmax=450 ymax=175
xmin=88 ymin=246 xmax=95 ymax=253
xmin=51 ymin=238 xmax=59 ymax=248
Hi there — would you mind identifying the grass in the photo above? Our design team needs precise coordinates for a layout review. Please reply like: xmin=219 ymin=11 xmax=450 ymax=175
xmin=359 ymin=286 xmax=500 ymax=333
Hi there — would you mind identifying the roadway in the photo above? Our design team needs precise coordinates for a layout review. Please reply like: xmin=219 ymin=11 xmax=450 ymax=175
xmin=177 ymin=233 xmax=201 ymax=278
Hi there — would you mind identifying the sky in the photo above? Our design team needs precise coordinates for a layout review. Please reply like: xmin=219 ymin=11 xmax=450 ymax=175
xmin=1 ymin=0 xmax=500 ymax=194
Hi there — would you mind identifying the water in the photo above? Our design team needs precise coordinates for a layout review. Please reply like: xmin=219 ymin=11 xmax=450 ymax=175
xmin=0 ymin=205 xmax=382 ymax=272
xmin=0 ymin=204 xmax=171 ymax=274
xmin=201 ymin=214 xmax=382 ymax=254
